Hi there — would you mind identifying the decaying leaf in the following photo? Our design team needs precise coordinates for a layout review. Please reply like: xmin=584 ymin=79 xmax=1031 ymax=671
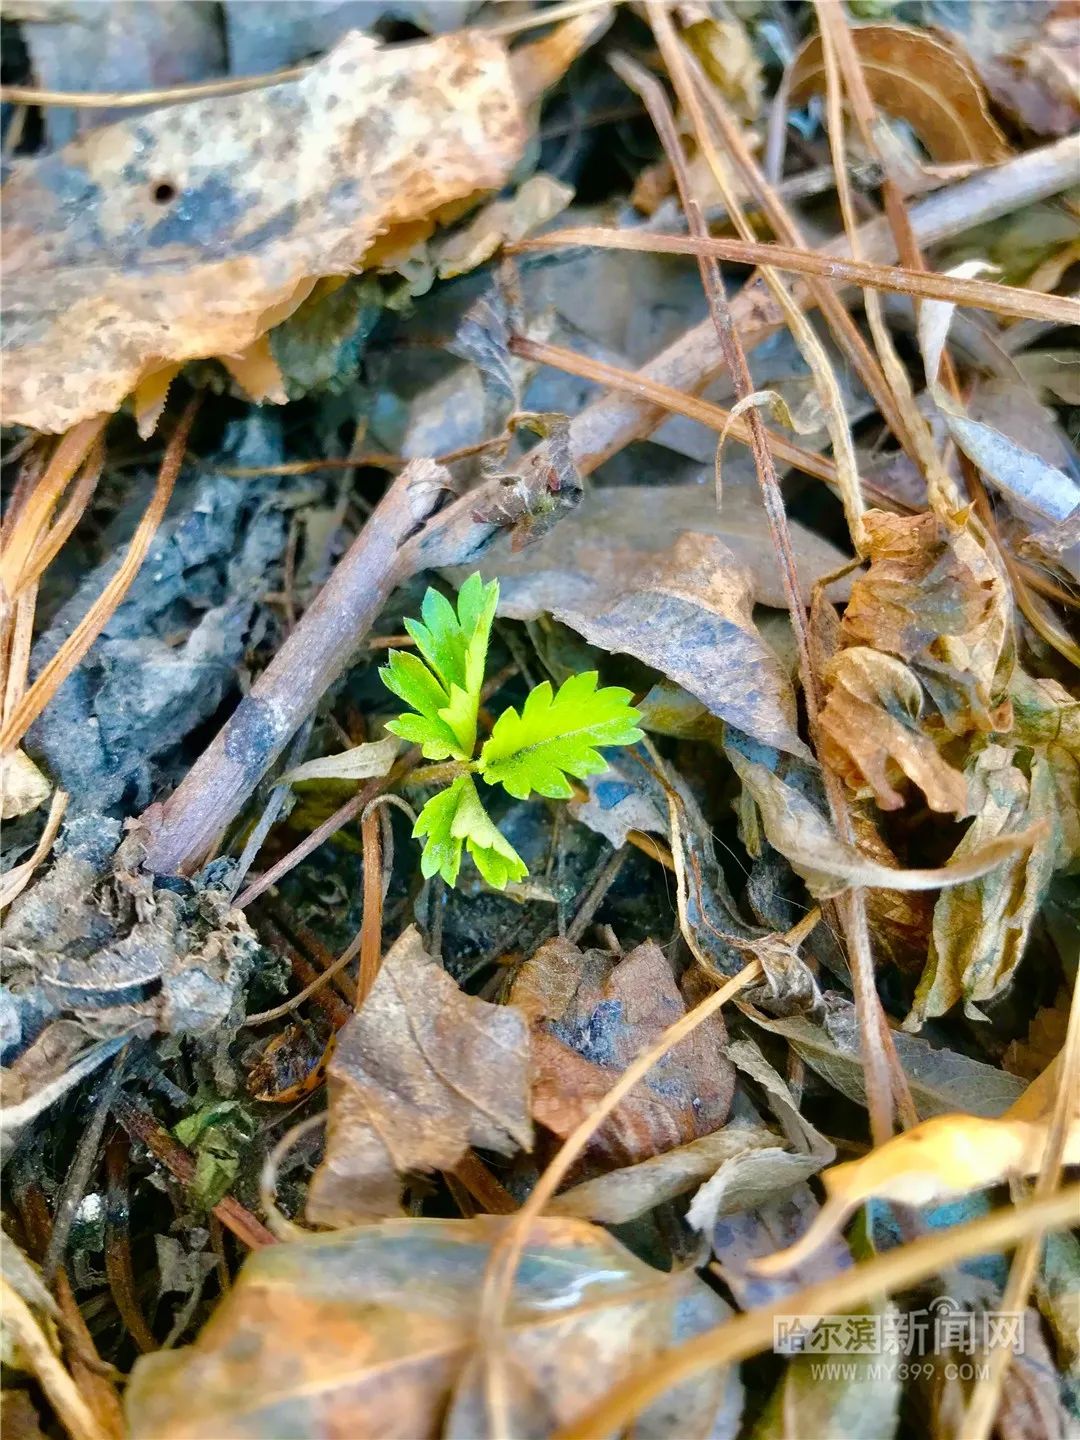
xmin=753 ymin=1110 xmax=1080 ymax=1276
xmin=125 ymin=1215 xmax=743 ymax=1440
xmin=819 ymin=507 xmax=1012 ymax=814
xmin=306 ymin=927 xmax=531 ymax=1225
xmin=788 ymin=22 xmax=1011 ymax=165
xmin=3 ymin=29 xmax=535 ymax=432
xmin=746 ymin=995 xmax=1027 ymax=1120
xmin=909 ymin=674 xmax=1080 ymax=1025
xmin=511 ymin=937 xmax=735 ymax=1170
xmin=458 ymin=483 xmax=854 ymax=618
xmin=497 ymin=527 xmax=807 ymax=756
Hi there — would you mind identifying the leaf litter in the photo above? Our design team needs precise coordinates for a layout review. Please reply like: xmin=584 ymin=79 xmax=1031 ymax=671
xmin=1 ymin=4 xmax=1079 ymax=1439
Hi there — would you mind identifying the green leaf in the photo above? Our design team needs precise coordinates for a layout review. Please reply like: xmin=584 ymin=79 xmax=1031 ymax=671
xmin=412 ymin=775 xmax=527 ymax=890
xmin=478 ymin=671 xmax=643 ymax=801
xmin=413 ymin=778 xmax=468 ymax=886
xmin=382 ymin=574 xmax=499 ymax=758
xmin=381 ymin=650 xmax=463 ymax=760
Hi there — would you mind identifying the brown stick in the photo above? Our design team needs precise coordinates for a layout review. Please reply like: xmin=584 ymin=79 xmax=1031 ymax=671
xmin=143 ymin=464 xmax=443 ymax=874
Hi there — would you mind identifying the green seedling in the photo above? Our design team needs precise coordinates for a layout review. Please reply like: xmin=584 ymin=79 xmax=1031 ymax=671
xmin=381 ymin=573 xmax=643 ymax=889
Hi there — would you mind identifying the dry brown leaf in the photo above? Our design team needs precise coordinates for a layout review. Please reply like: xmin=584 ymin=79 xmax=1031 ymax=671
xmin=547 ymin=1126 xmax=777 ymax=1224
xmin=476 ymin=523 xmax=810 ymax=757
xmin=788 ymin=22 xmax=1011 ymax=165
xmin=819 ymin=507 xmax=1013 ymax=814
xmin=3 ymin=30 xmax=529 ymax=433
xmin=306 ymin=927 xmax=531 ymax=1226
xmin=462 ymin=483 xmax=854 ymax=616
xmin=511 ymin=938 xmax=735 ymax=1170
xmin=125 ymin=1215 xmax=742 ymax=1440
xmin=753 ymin=1111 xmax=1080 ymax=1276
xmin=819 ymin=647 xmax=970 ymax=815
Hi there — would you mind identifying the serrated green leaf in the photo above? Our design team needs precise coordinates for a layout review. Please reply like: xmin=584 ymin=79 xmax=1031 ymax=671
xmin=478 ymin=671 xmax=643 ymax=800
xmin=383 ymin=574 xmax=499 ymax=758
xmin=412 ymin=775 xmax=527 ymax=890
xmin=450 ymin=775 xmax=528 ymax=888
xmin=413 ymin=778 xmax=468 ymax=885
xmin=380 ymin=650 xmax=463 ymax=760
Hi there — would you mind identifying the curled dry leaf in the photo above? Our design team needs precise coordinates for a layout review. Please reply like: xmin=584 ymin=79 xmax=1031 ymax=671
xmin=725 ymin=737 xmax=1039 ymax=900
xmin=910 ymin=675 xmax=1080 ymax=1026
xmin=752 ymin=1110 xmax=1080 ymax=1276
xmin=788 ymin=22 xmax=1011 ymax=165
xmin=819 ymin=508 xmax=1012 ymax=815
xmin=281 ymin=735 xmax=399 ymax=786
xmin=306 ymin=927 xmax=531 ymax=1225
xmin=433 ymin=172 xmax=574 ymax=280
xmin=547 ymin=1125 xmax=777 ymax=1225
xmin=125 ymin=1215 xmax=742 ymax=1440
xmin=3 ymin=29 xmax=531 ymax=433
xmin=510 ymin=937 xmax=734 ymax=1170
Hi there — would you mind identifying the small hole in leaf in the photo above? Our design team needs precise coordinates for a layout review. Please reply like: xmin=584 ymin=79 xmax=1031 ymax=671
xmin=151 ymin=181 xmax=177 ymax=204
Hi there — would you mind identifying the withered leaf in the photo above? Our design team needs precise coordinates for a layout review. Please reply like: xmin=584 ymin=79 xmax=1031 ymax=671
xmin=788 ymin=22 xmax=1011 ymax=165
xmin=547 ymin=1126 xmax=777 ymax=1225
xmin=3 ymin=30 xmax=529 ymax=433
xmin=819 ymin=507 xmax=1013 ymax=813
xmin=910 ymin=722 xmax=1078 ymax=1026
xmin=125 ymin=1215 xmax=742 ymax=1440
xmin=306 ymin=927 xmax=531 ymax=1226
xmin=460 ymin=483 xmax=853 ymax=619
xmin=512 ymin=938 xmax=734 ymax=1169
xmin=747 ymin=995 xmax=1027 ymax=1119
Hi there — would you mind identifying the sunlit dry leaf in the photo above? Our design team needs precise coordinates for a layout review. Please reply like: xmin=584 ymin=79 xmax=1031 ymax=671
xmin=788 ymin=22 xmax=1011 ymax=165
xmin=511 ymin=938 xmax=735 ymax=1169
xmin=0 ymin=750 xmax=50 ymax=820
xmin=3 ymin=30 xmax=531 ymax=432
xmin=682 ymin=8 xmax=762 ymax=119
xmin=434 ymin=173 xmax=574 ymax=279
xmin=125 ymin=1215 xmax=742 ymax=1440
xmin=752 ymin=1111 xmax=1080 ymax=1276
xmin=306 ymin=927 xmax=531 ymax=1225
